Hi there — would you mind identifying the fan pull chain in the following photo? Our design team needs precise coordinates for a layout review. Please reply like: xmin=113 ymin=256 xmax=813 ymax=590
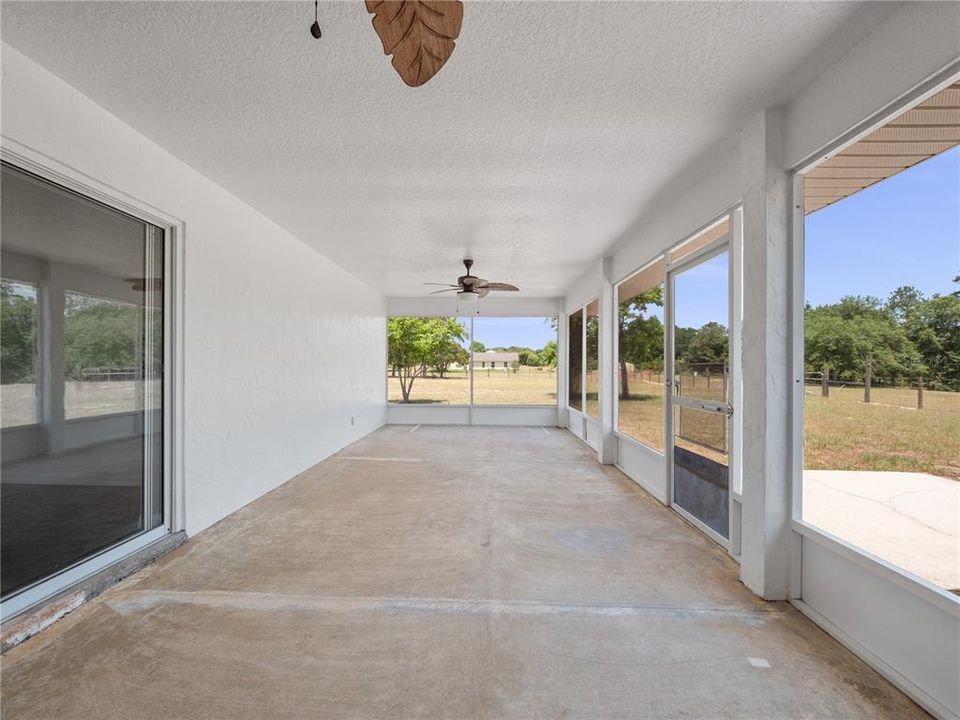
xmin=310 ymin=0 xmax=322 ymax=39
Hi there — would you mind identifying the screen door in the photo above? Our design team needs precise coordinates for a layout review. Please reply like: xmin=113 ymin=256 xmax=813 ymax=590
xmin=667 ymin=245 xmax=732 ymax=543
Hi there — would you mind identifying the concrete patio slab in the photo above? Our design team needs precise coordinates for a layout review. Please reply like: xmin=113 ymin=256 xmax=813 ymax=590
xmin=1 ymin=427 xmax=929 ymax=719
xmin=804 ymin=470 xmax=960 ymax=591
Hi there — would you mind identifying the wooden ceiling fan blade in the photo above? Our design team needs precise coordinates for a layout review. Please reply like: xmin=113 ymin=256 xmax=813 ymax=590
xmin=429 ymin=288 xmax=459 ymax=295
xmin=478 ymin=282 xmax=519 ymax=292
xmin=461 ymin=276 xmax=487 ymax=287
xmin=365 ymin=0 xmax=463 ymax=87
xmin=424 ymin=283 xmax=459 ymax=287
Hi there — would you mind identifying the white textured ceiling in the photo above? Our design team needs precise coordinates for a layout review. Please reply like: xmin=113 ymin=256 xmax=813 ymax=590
xmin=1 ymin=1 xmax=899 ymax=297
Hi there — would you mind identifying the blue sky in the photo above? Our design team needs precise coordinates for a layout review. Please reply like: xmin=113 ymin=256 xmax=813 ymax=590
xmin=673 ymin=252 xmax=727 ymax=329
xmin=473 ymin=316 xmax=556 ymax=350
xmin=805 ymin=145 xmax=960 ymax=306
xmin=673 ymin=144 xmax=959 ymax=328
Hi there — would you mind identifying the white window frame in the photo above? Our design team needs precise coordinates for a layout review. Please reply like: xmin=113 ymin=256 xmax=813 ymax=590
xmin=612 ymin=257 xmax=667 ymax=456
xmin=0 ymin=141 xmax=186 ymax=621
xmin=566 ymin=299 xmax=597 ymax=417
xmin=788 ymin=70 xmax=960 ymax=611
xmin=611 ymin=206 xmax=744 ymax=513
xmin=383 ymin=315 xmax=559 ymax=409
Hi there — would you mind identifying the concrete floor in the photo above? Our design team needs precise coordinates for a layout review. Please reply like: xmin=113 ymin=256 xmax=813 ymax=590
xmin=1 ymin=426 xmax=928 ymax=719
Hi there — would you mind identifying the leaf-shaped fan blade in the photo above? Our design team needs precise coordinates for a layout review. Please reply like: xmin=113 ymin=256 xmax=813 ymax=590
xmin=477 ymin=287 xmax=490 ymax=298
xmin=423 ymin=283 xmax=458 ymax=287
xmin=429 ymin=288 xmax=459 ymax=295
xmin=460 ymin=276 xmax=486 ymax=287
xmin=365 ymin=0 xmax=463 ymax=87
xmin=477 ymin=282 xmax=519 ymax=292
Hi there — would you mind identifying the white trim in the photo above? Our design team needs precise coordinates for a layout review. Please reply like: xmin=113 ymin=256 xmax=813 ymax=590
xmin=664 ymin=258 xmax=676 ymax=508
xmin=791 ymin=599 xmax=957 ymax=720
xmin=563 ymin=423 xmax=594 ymax=451
xmin=789 ymin=171 xmax=806 ymax=600
xmin=468 ymin=316 xmax=474 ymax=424
xmin=614 ymin=462 xmax=667 ymax=505
xmin=0 ymin=141 xmax=185 ymax=619
xmin=790 ymin=59 xmax=960 ymax=175
xmin=793 ymin=520 xmax=960 ymax=617
xmin=614 ymin=430 xmax=666 ymax=458
xmin=665 ymin=232 xmax=730 ymax=273
xmin=728 ymin=207 xmax=743 ymax=499
xmin=388 ymin=403 xmax=472 ymax=407
xmin=0 ymin=526 xmax=167 ymax=620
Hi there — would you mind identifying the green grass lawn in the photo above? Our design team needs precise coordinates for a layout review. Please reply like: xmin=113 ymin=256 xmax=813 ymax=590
xmin=392 ymin=369 xmax=959 ymax=480
xmin=615 ymin=377 xmax=959 ymax=480
xmin=803 ymin=385 xmax=960 ymax=480
xmin=388 ymin=366 xmax=558 ymax=406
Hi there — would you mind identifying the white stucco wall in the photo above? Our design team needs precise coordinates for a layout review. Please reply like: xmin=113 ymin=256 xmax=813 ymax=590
xmin=1 ymin=45 xmax=387 ymax=536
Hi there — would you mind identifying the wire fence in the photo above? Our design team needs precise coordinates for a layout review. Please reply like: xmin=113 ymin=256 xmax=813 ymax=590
xmin=77 ymin=367 xmax=140 ymax=382
xmin=805 ymin=362 xmax=947 ymax=411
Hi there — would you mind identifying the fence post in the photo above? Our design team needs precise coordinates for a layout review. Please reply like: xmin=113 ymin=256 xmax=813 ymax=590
xmin=864 ymin=354 xmax=872 ymax=404
xmin=917 ymin=376 xmax=924 ymax=410
xmin=821 ymin=365 xmax=829 ymax=397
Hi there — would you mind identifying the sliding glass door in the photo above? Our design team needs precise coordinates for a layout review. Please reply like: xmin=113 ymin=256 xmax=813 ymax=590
xmin=1 ymin=162 xmax=166 ymax=609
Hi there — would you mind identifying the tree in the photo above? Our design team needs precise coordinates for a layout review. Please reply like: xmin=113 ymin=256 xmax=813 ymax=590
xmin=681 ymin=321 xmax=728 ymax=366
xmin=886 ymin=285 xmax=924 ymax=323
xmin=388 ymin=317 xmax=467 ymax=402
xmin=804 ymin=296 xmax=922 ymax=382
xmin=586 ymin=314 xmax=600 ymax=374
xmin=900 ymin=292 xmax=960 ymax=390
xmin=517 ymin=348 xmax=538 ymax=366
xmin=618 ymin=287 xmax=664 ymax=398
xmin=470 ymin=340 xmax=486 ymax=353
xmin=538 ymin=340 xmax=557 ymax=368
xmin=63 ymin=295 xmax=140 ymax=379
xmin=1 ymin=281 xmax=37 ymax=384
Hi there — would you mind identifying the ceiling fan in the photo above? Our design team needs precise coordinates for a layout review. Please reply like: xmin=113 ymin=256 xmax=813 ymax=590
xmin=307 ymin=0 xmax=463 ymax=88
xmin=425 ymin=259 xmax=519 ymax=300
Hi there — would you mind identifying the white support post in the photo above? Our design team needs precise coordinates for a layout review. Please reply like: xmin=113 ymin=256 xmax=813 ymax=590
xmin=598 ymin=257 xmax=617 ymax=464
xmin=729 ymin=206 xmax=744 ymax=556
xmin=38 ymin=260 xmax=65 ymax=455
xmin=556 ymin=300 xmax=568 ymax=428
xmin=739 ymin=107 xmax=792 ymax=600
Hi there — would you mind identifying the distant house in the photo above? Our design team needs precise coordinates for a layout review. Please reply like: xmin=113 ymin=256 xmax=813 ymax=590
xmin=472 ymin=351 xmax=519 ymax=370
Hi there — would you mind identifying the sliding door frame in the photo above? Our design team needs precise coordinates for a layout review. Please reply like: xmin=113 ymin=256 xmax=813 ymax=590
xmin=0 ymin=140 xmax=185 ymax=621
